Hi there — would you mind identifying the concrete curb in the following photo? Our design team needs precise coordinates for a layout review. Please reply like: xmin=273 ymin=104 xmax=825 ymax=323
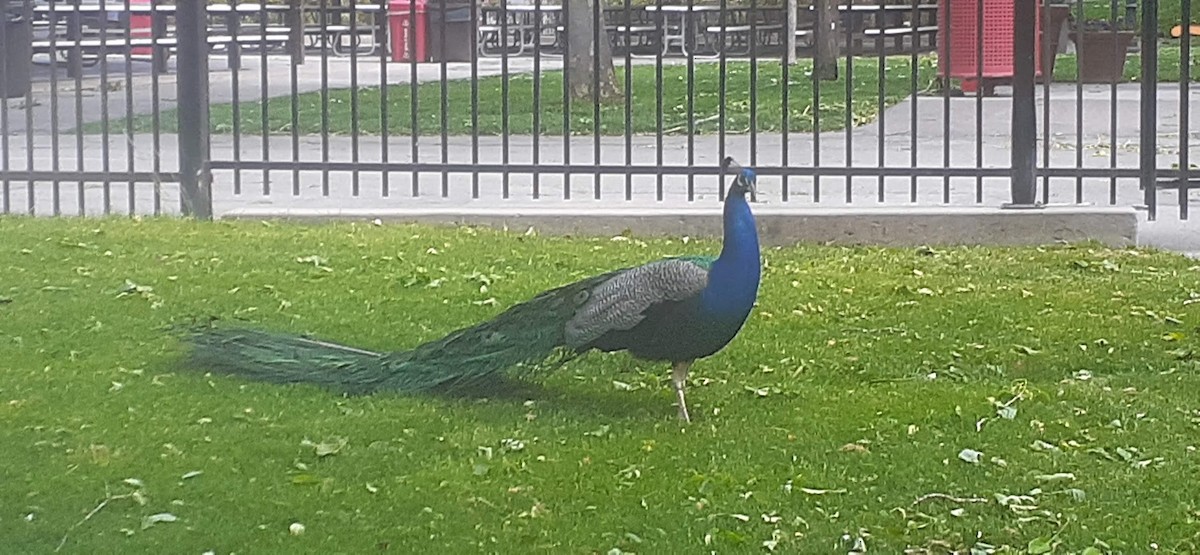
xmin=220 ymin=205 xmax=1139 ymax=248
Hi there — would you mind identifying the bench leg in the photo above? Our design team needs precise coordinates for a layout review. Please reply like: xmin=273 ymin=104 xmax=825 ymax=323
xmin=153 ymin=17 xmax=169 ymax=75
xmin=226 ymin=15 xmax=241 ymax=70
xmin=67 ymin=14 xmax=84 ymax=79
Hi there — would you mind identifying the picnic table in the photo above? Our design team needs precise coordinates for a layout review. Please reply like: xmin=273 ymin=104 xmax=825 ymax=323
xmin=478 ymin=4 xmax=561 ymax=57
xmin=31 ymin=2 xmax=299 ymax=78
xmin=304 ymin=1 xmax=387 ymax=56
xmin=643 ymin=5 xmax=721 ymax=57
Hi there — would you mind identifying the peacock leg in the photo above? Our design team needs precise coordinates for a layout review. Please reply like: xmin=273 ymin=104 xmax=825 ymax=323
xmin=671 ymin=360 xmax=693 ymax=423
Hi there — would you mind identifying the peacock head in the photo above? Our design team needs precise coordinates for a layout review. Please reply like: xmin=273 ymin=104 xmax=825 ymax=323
xmin=723 ymin=157 xmax=757 ymax=202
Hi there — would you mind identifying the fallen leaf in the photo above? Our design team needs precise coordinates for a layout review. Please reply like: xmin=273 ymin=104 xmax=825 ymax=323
xmin=140 ymin=513 xmax=177 ymax=530
xmin=958 ymin=448 xmax=983 ymax=464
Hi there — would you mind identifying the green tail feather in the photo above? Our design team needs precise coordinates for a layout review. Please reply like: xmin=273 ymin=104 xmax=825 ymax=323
xmin=183 ymin=269 xmax=623 ymax=394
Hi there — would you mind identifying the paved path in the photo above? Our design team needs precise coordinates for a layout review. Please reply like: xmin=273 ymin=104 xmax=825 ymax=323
xmin=2 ymin=54 xmax=1197 ymax=254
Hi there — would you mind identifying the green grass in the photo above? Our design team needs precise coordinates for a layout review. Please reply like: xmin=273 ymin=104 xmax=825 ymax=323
xmin=3 ymin=217 xmax=1200 ymax=553
xmin=101 ymin=45 xmax=1200 ymax=138
xmin=108 ymin=58 xmax=940 ymax=136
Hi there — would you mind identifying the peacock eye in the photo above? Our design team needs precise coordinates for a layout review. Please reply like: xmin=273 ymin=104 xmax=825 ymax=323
xmin=574 ymin=290 xmax=590 ymax=305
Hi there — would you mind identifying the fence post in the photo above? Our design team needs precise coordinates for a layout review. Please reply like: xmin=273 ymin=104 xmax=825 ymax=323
xmin=1008 ymin=0 xmax=1038 ymax=207
xmin=1139 ymin=0 xmax=1158 ymax=218
xmin=176 ymin=0 xmax=213 ymax=219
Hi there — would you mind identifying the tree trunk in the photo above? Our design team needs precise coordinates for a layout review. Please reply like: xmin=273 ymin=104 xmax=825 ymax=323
xmin=565 ymin=0 xmax=621 ymax=101
xmin=813 ymin=0 xmax=839 ymax=80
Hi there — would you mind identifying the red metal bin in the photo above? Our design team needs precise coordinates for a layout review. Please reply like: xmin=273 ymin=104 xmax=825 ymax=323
xmin=389 ymin=0 xmax=428 ymax=62
xmin=130 ymin=0 xmax=154 ymax=56
xmin=937 ymin=0 xmax=1042 ymax=94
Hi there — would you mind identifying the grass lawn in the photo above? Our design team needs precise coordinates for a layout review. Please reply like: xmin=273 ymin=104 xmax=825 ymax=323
xmin=109 ymin=57 xmax=940 ymax=137
xmin=3 ymin=217 xmax=1200 ymax=553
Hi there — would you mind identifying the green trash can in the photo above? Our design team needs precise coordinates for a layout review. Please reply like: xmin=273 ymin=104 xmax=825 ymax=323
xmin=3 ymin=7 xmax=33 ymax=99
xmin=426 ymin=1 xmax=474 ymax=62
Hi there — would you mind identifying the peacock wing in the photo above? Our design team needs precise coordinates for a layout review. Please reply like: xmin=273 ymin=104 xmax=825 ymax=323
xmin=562 ymin=258 xmax=711 ymax=348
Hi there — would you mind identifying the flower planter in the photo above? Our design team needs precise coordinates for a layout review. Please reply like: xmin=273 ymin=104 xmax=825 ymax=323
xmin=1037 ymin=4 xmax=1072 ymax=83
xmin=1067 ymin=29 xmax=1135 ymax=83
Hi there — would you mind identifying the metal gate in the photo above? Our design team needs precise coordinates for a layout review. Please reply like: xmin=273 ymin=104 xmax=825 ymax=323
xmin=1 ymin=0 xmax=1195 ymax=223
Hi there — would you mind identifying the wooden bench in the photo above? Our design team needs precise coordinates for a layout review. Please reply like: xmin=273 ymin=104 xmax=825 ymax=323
xmin=862 ymin=24 xmax=938 ymax=52
xmin=304 ymin=24 xmax=381 ymax=56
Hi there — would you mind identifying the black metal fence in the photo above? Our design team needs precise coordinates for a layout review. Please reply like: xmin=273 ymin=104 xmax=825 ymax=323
xmin=0 ymin=0 xmax=1194 ymax=220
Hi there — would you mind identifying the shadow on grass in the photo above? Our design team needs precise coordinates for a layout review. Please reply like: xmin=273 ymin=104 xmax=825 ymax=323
xmin=426 ymin=373 xmax=667 ymax=421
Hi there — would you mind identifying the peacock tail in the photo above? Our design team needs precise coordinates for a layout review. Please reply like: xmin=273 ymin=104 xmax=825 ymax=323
xmin=184 ymin=267 xmax=626 ymax=394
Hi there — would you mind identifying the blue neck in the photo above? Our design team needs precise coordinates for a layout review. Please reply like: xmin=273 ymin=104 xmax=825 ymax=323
xmin=700 ymin=192 xmax=761 ymax=318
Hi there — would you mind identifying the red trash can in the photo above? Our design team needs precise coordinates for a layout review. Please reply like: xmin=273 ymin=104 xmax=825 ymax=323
xmin=389 ymin=0 xmax=428 ymax=62
xmin=937 ymin=0 xmax=1042 ymax=93
xmin=129 ymin=0 xmax=153 ymax=56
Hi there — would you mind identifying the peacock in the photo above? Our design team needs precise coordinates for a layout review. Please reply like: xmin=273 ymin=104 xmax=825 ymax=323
xmin=183 ymin=158 xmax=761 ymax=422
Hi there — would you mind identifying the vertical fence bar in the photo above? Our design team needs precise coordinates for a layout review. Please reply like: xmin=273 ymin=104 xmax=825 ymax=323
xmin=260 ymin=0 xmax=272 ymax=196
xmin=152 ymin=2 xmax=163 ymax=214
xmin=623 ymin=0 xmax=633 ymax=201
xmin=352 ymin=3 xmax=364 ymax=197
xmin=0 ymin=0 xmax=8 ymax=214
xmin=531 ymin=0 xmax=543 ymax=199
xmin=908 ymin=0 xmax=918 ymax=202
xmin=72 ymin=0 xmax=88 ymax=214
xmin=940 ymin=0 xmax=950 ymax=204
xmin=591 ymin=0 xmax=602 ymax=199
xmin=469 ymin=0 xmax=479 ymax=199
xmin=26 ymin=0 xmax=39 ymax=214
xmin=811 ymin=2 xmax=822 ymax=203
xmin=374 ymin=0 xmax=389 ymax=198
xmin=50 ymin=1 xmax=65 ymax=215
xmin=1039 ymin=0 xmax=1052 ymax=204
xmin=748 ymin=0 xmax=758 ymax=185
xmin=780 ymin=3 xmax=790 ymax=203
xmin=100 ymin=0 xmax=112 ymax=215
xmin=1073 ymin=0 xmax=1083 ymax=199
xmin=289 ymin=0 xmax=301 ymax=195
xmin=408 ymin=0 xmax=419 ymax=197
xmin=1179 ymin=0 xmax=1191 ymax=220
xmin=686 ymin=0 xmax=695 ymax=201
xmin=974 ymin=0 xmax=983 ymax=203
xmin=842 ymin=6 xmax=852 ymax=203
xmin=875 ymin=0 xmax=886 ymax=203
xmin=592 ymin=0 xmax=604 ymax=199
xmin=1106 ymin=0 xmax=1118 ymax=203
xmin=500 ymin=0 xmax=511 ymax=199
xmin=1009 ymin=0 xmax=1037 ymax=206
xmin=178 ymin=0 xmax=213 ymax=219
xmin=72 ymin=0 xmax=88 ymax=213
xmin=654 ymin=0 xmax=664 ymax=202
xmin=717 ymin=0 xmax=727 ymax=201
xmin=1140 ymin=0 xmax=1158 ymax=218
xmin=562 ymin=0 xmax=571 ymax=200
xmin=321 ymin=0 xmax=332 ymax=196
xmin=228 ymin=3 xmax=241 ymax=197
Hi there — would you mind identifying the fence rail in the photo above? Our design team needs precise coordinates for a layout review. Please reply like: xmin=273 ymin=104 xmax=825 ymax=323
xmin=0 ymin=0 xmax=1195 ymax=221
